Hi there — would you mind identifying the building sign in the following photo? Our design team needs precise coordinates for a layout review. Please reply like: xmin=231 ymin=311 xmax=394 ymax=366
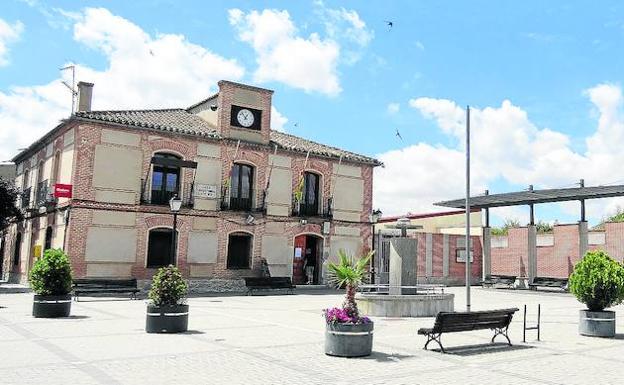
xmin=54 ymin=184 xmax=73 ymax=198
xmin=33 ymin=245 xmax=42 ymax=259
xmin=456 ymin=249 xmax=474 ymax=263
xmin=194 ymin=184 xmax=217 ymax=199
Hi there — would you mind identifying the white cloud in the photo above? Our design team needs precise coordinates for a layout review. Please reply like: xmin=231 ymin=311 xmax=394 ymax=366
xmin=375 ymin=85 xmax=624 ymax=222
xmin=387 ymin=102 xmax=400 ymax=114
xmin=271 ymin=106 xmax=288 ymax=132
xmin=0 ymin=7 xmax=245 ymax=161
xmin=229 ymin=8 xmax=340 ymax=96
xmin=0 ymin=18 xmax=24 ymax=66
xmin=415 ymin=41 xmax=425 ymax=51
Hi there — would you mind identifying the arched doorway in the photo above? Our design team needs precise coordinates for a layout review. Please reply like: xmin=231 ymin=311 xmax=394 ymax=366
xmin=293 ymin=234 xmax=324 ymax=285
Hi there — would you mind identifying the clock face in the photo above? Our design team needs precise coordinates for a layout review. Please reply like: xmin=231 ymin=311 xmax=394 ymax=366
xmin=236 ymin=108 xmax=255 ymax=128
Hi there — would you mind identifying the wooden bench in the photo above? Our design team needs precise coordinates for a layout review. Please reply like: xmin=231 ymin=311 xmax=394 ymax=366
xmin=244 ymin=277 xmax=295 ymax=295
xmin=418 ymin=308 xmax=519 ymax=353
xmin=480 ymin=274 xmax=517 ymax=288
xmin=73 ymin=278 xmax=140 ymax=301
xmin=529 ymin=276 xmax=568 ymax=291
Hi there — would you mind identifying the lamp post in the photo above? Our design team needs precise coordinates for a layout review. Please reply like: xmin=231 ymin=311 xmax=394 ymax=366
xmin=169 ymin=195 xmax=182 ymax=265
xmin=370 ymin=209 xmax=382 ymax=284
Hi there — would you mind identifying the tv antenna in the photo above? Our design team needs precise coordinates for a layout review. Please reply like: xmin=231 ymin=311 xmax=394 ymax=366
xmin=60 ymin=65 xmax=77 ymax=115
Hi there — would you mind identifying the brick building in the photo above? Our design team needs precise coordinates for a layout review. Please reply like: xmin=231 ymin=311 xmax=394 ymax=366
xmin=1 ymin=80 xmax=381 ymax=290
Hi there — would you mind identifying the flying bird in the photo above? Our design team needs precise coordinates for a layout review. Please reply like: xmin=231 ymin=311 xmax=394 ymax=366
xmin=293 ymin=122 xmax=298 ymax=128
xmin=149 ymin=49 xmax=155 ymax=56
xmin=385 ymin=20 xmax=394 ymax=29
xmin=395 ymin=128 xmax=403 ymax=140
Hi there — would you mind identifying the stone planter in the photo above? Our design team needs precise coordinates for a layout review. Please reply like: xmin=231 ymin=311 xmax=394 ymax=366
xmin=579 ymin=309 xmax=615 ymax=338
xmin=32 ymin=294 xmax=72 ymax=318
xmin=146 ymin=304 xmax=189 ymax=333
xmin=324 ymin=322 xmax=374 ymax=357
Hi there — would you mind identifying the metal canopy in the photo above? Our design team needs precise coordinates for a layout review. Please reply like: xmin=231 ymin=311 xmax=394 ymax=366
xmin=435 ymin=184 xmax=624 ymax=209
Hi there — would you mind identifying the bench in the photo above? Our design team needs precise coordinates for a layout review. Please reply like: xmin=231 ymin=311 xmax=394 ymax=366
xmin=73 ymin=278 xmax=140 ymax=301
xmin=529 ymin=276 xmax=568 ymax=291
xmin=480 ymin=275 xmax=517 ymax=288
xmin=418 ymin=308 xmax=519 ymax=353
xmin=244 ymin=277 xmax=295 ymax=295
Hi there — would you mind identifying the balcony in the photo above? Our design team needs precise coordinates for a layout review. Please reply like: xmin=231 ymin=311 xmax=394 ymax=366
xmin=220 ymin=186 xmax=261 ymax=212
xmin=292 ymin=196 xmax=332 ymax=218
xmin=140 ymin=179 xmax=194 ymax=208
xmin=20 ymin=187 xmax=31 ymax=209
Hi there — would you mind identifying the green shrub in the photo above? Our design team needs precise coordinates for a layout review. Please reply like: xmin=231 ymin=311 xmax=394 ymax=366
xmin=28 ymin=249 xmax=73 ymax=296
xmin=148 ymin=265 xmax=188 ymax=306
xmin=569 ymin=250 xmax=624 ymax=311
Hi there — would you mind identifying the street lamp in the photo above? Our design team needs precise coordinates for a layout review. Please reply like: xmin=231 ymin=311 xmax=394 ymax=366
xmin=169 ymin=195 xmax=182 ymax=265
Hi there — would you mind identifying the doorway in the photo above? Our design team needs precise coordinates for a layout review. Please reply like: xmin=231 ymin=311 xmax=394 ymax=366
xmin=293 ymin=234 xmax=323 ymax=285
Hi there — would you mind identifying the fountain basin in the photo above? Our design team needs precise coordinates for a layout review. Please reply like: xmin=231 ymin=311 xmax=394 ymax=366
xmin=356 ymin=293 xmax=454 ymax=317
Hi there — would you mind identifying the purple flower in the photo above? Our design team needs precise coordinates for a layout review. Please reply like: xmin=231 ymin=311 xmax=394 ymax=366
xmin=323 ymin=307 xmax=371 ymax=325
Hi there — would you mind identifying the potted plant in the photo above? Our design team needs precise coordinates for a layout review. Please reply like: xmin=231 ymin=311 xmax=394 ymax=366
xmin=569 ymin=250 xmax=624 ymax=337
xmin=29 ymin=249 xmax=73 ymax=318
xmin=324 ymin=249 xmax=374 ymax=357
xmin=146 ymin=265 xmax=189 ymax=333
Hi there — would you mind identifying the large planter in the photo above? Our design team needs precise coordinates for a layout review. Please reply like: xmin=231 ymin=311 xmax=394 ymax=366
xmin=324 ymin=322 xmax=374 ymax=357
xmin=146 ymin=304 xmax=189 ymax=333
xmin=579 ymin=309 xmax=615 ymax=338
xmin=32 ymin=294 xmax=72 ymax=318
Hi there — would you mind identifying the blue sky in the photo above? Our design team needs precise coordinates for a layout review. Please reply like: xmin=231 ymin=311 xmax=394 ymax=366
xmin=2 ymin=0 xmax=624 ymax=226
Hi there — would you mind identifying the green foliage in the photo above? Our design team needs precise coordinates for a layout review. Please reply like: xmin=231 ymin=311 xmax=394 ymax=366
xmin=327 ymin=249 xmax=373 ymax=318
xmin=596 ymin=207 xmax=624 ymax=230
xmin=569 ymin=250 xmax=624 ymax=311
xmin=0 ymin=177 xmax=23 ymax=230
xmin=535 ymin=220 xmax=554 ymax=234
xmin=148 ymin=265 xmax=188 ymax=306
xmin=28 ymin=249 xmax=73 ymax=295
xmin=491 ymin=218 xmax=521 ymax=236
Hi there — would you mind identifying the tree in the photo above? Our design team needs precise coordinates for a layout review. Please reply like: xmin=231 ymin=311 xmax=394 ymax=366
xmin=491 ymin=218 xmax=521 ymax=236
xmin=326 ymin=250 xmax=372 ymax=319
xmin=0 ymin=177 xmax=23 ymax=230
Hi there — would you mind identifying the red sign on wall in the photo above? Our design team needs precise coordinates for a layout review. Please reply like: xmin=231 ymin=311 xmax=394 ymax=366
xmin=54 ymin=184 xmax=73 ymax=198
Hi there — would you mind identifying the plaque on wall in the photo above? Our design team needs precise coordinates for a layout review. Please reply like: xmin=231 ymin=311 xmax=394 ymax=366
xmin=194 ymin=184 xmax=217 ymax=199
xmin=456 ymin=249 xmax=474 ymax=263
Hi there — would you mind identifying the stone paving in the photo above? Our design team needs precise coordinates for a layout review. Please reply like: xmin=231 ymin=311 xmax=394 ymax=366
xmin=1 ymin=287 xmax=624 ymax=384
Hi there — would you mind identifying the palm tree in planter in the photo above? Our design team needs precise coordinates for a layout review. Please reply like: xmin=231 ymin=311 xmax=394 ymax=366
xmin=29 ymin=249 xmax=73 ymax=318
xmin=324 ymin=249 xmax=374 ymax=357
xmin=146 ymin=265 xmax=189 ymax=333
xmin=569 ymin=250 xmax=624 ymax=338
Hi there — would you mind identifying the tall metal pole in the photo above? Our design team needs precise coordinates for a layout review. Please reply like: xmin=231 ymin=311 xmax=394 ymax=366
xmin=171 ymin=213 xmax=177 ymax=265
xmin=465 ymin=106 xmax=471 ymax=312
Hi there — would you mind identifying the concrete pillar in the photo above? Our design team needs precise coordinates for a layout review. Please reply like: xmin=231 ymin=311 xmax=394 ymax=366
xmin=528 ymin=225 xmax=537 ymax=283
xmin=442 ymin=234 xmax=450 ymax=278
xmin=425 ymin=233 xmax=433 ymax=278
xmin=579 ymin=221 xmax=588 ymax=259
xmin=482 ymin=226 xmax=491 ymax=279
xmin=389 ymin=238 xmax=418 ymax=295
xmin=77 ymin=82 xmax=94 ymax=112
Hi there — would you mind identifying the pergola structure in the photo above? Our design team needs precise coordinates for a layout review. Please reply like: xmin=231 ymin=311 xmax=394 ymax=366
xmin=435 ymin=180 xmax=624 ymax=282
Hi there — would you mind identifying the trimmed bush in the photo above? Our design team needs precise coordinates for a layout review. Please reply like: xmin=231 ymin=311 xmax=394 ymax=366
xmin=148 ymin=265 xmax=188 ymax=306
xmin=28 ymin=249 xmax=73 ymax=296
xmin=569 ymin=250 xmax=624 ymax=311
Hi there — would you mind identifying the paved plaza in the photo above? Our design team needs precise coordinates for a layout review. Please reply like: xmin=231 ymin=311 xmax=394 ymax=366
xmin=1 ymin=287 xmax=624 ymax=384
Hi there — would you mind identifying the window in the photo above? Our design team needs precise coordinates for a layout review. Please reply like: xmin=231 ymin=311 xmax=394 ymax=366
xmin=227 ymin=232 xmax=252 ymax=269
xmin=51 ymin=151 xmax=61 ymax=185
xmin=13 ymin=232 xmax=22 ymax=266
xmin=151 ymin=153 xmax=181 ymax=205
xmin=147 ymin=228 xmax=175 ymax=268
xmin=22 ymin=169 xmax=30 ymax=189
xmin=44 ymin=227 xmax=53 ymax=250
xmin=36 ymin=161 xmax=47 ymax=206
xmin=301 ymin=172 xmax=320 ymax=216
xmin=229 ymin=163 xmax=254 ymax=211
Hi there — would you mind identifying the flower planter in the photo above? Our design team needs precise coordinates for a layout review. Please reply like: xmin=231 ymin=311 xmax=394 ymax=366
xmin=32 ymin=294 xmax=72 ymax=318
xmin=579 ymin=309 xmax=615 ymax=338
xmin=146 ymin=304 xmax=189 ymax=333
xmin=324 ymin=322 xmax=374 ymax=357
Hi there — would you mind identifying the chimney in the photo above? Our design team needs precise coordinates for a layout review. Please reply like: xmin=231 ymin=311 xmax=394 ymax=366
xmin=77 ymin=81 xmax=94 ymax=112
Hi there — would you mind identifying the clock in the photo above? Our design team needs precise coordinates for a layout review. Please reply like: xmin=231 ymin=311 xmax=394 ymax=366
xmin=236 ymin=108 xmax=255 ymax=128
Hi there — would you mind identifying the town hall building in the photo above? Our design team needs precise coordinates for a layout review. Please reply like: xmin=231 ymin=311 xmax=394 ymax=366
xmin=1 ymin=80 xmax=381 ymax=290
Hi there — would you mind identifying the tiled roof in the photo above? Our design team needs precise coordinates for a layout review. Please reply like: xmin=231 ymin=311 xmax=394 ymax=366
xmin=74 ymin=109 xmax=220 ymax=138
xmin=269 ymin=130 xmax=380 ymax=165
xmin=73 ymin=108 xmax=380 ymax=165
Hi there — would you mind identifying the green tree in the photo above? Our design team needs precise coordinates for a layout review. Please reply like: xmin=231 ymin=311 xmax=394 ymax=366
xmin=327 ymin=250 xmax=372 ymax=319
xmin=491 ymin=218 xmax=521 ymax=236
xmin=569 ymin=250 xmax=624 ymax=311
xmin=0 ymin=177 xmax=22 ymax=230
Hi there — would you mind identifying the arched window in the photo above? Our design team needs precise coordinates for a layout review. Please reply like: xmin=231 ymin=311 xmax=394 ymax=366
xmin=36 ymin=161 xmax=46 ymax=205
xmin=22 ymin=169 xmax=30 ymax=189
xmin=44 ymin=226 xmax=53 ymax=250
xmin=147 ymin=228 xmax=176 ymax=268
xmin=229 ymin=163 xmax=254 ymax=211
xmin=151 ymin=153 xmax=181 ymax=205
xmin=301 ymin=172 xmax=320 ymax=216
xmin=51 ymin=151 xmax=61 ymax=186
xmin=13 ymin=232 xmax=22 ymax=266
xmin=227 ymin=232 xmax=252 ymax=269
